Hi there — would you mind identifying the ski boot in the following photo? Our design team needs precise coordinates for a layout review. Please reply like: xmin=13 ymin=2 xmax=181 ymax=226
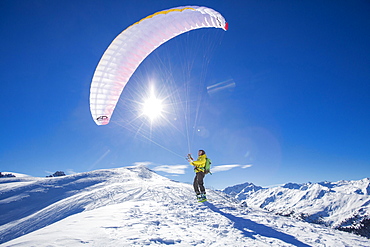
xmin=198 ymin=193 xmax=207 ymax=202
xmin=196 ymin=194 xmax=202 ymax=201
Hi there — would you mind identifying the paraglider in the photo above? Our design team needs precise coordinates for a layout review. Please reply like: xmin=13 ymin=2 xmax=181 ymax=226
xmin=89 ymin=6 xmax=228 ymax=125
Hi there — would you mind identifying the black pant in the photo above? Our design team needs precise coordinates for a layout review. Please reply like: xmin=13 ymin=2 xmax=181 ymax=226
xmin=193 ymin=172 xmax=205 ymax=195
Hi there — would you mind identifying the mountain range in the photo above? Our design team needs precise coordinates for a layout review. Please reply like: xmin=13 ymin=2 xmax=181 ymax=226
xmin=1 ymin=166 xmax=369 ymax=246
xmin=223 ymin=178 xmax=370 ymax=238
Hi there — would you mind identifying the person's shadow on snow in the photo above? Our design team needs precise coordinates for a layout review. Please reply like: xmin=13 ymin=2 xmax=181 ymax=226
xmin=204 ymin=202 xmax=312 ymax=247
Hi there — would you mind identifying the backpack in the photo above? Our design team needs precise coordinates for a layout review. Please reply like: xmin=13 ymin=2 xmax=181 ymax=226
xmin=204 ymin=158 xmax=212 ymax=175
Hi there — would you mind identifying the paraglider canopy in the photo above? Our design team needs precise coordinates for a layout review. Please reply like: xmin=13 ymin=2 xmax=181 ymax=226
xmin=89 ymin=6 xmax=227 ymax=125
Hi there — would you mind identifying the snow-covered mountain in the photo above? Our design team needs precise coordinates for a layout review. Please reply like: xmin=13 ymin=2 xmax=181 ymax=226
xmin=223 ymin=178 xmax=370 ymax=238
xmin=222 ymin=182 xmax=264 ymax=200
xmin=1 ymin=166 xmax=369 ymax=246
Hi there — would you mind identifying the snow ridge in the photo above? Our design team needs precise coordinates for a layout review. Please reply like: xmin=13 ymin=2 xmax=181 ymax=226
xmin=223 ymin=178 xmax=370 ymax=238
xmin=1 ymin=167 xmax=369 ymax=246
xmin=222 ymin=182 xmax=263 ymax=201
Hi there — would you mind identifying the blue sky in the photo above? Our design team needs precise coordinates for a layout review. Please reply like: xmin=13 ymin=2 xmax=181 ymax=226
xmin=1 ymin=0 xmax=369 ymax=189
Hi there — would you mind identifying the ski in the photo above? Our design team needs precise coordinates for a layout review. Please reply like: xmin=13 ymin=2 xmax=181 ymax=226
xmin=196 ymin=194 xmax=207 ymax=202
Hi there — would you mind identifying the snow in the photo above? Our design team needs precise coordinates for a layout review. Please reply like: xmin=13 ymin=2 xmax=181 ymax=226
xmin=1 ymin=166 xmax=369 ymax=246
xmin=223 ymin=178 xmax=370 ymax=236
xmin=1 ymin=172 xmax=30 ymax=178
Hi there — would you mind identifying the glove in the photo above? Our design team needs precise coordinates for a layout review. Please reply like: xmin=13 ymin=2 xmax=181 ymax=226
xmin=187 ymin=154 xmax=193 ymax=161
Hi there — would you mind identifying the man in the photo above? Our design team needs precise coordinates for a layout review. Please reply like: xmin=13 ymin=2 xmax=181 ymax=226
xmin=189 ymin=150 xmax=207 ymax=202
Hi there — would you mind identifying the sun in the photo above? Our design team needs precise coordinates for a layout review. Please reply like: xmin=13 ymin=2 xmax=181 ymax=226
xmin=142 ymin=93 xmax=164 ymax=121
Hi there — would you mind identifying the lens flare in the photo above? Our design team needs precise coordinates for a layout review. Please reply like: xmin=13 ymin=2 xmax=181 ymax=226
xmin=141 ymin=86 xmax=164 ymax=122
xmin=142 ymin=95 xmax=163 ymax=120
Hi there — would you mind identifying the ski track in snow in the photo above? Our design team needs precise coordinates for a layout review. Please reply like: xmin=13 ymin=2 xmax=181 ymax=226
xmin=0 ymin=166 xmax=369 ymax=246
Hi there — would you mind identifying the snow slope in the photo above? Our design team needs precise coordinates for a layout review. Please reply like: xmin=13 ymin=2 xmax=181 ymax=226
xmin=1 ymin=166 xmax=369 ymax=246
xmin=223 ymin=179 xmax=370 ymax=238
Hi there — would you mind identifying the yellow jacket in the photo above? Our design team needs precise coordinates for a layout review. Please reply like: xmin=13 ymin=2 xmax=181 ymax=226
xmin=191 ymin=154 xmax=207 ymax=173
